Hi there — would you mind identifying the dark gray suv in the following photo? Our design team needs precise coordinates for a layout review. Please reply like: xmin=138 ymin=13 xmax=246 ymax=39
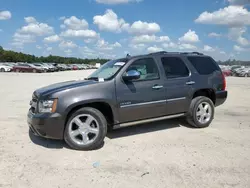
xmin=27 ymin=51 xmax=228 ymax=150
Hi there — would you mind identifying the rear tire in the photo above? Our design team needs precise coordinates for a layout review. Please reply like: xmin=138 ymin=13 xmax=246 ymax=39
xmin=64 ymin=107 xmax=107 ymax=150
xmin=186 ymin=96 xmax=214 ymax=128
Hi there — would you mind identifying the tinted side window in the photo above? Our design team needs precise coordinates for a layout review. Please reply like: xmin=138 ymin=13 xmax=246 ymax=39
xmin=161 ymin=57 xmax=189 ymax=79
xmin=126 ymin=58 xmax=159 ymax=81
xmin=188 ymin=56 xmax=220 ymax=75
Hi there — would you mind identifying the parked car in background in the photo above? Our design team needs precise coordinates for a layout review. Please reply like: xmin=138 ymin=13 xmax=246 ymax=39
xmin=31 ymin=63 xmax=47 ymax=72
xmin=236 ymin=68 xmax=250 ymax=77
xmin=12 ymin=63 xmax=45 ymax=73
xmin=0 ymin=63 xmax=12 ymax=72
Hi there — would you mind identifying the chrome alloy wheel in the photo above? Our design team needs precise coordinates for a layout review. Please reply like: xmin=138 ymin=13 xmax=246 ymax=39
xmin=196 ymin=102 xmax=212 ymax=124
xmin=68 ymin=114 xmax=99 ymax=145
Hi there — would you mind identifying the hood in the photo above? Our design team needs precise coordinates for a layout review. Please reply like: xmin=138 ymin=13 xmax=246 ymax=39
xmin=34 ymin=79 xmax=98 ymax=97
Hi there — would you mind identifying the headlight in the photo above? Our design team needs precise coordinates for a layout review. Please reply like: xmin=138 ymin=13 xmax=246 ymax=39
xmin=38 ymin=99 xmax=58 ymax=113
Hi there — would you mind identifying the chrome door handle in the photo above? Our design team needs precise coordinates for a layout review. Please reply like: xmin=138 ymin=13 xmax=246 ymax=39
xmin=152 ymin=85 xmax=163 ymax=89
xmin=186 ymin=81 xmax=195 ymax=85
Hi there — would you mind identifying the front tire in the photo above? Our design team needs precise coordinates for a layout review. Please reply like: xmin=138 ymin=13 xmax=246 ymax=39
xmin=64 ymin=107 xmax=107 ymax=150
xmin=0 ymin=68 xmax=5 ymax=72
xmin=186 ymin=96 xmax=215 ymax=128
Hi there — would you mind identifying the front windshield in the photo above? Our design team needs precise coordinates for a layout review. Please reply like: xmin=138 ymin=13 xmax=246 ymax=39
xmin=87 ymin=58 xmax=128 ymax=80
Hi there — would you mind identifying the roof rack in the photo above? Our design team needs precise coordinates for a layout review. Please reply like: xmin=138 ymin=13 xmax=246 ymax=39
xmin=181 ymin=52 xmax=204 ymax=55
xmin=148 ymin=51 xmax=168 ymax=55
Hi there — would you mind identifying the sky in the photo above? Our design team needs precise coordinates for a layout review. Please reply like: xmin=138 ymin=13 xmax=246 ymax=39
xmin=0 ymin=0 xmax=250 ymax=61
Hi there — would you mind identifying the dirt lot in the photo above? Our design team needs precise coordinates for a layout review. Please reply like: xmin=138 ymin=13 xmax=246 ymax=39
xmin=0 ymin=71 xmax=250 ymax=188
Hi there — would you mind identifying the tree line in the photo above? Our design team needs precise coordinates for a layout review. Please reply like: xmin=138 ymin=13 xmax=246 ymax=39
xmin=1 ymin=46 xmax=250 ymax=65
xmin=217 ymin=59 xmax=250 ymax=66
xmin=0 ymin=46 xmax=108 ymax=65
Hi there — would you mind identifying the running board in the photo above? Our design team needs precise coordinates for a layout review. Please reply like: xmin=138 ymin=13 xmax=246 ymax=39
xmin=113 ymin=113 xmax=185 ymax=129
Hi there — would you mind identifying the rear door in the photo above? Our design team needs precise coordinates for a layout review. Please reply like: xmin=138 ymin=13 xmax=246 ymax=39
xmin=116 ymin=57 xmax=167 ymax=123
xmin=159 ymin=56 xmax=194 ymax=115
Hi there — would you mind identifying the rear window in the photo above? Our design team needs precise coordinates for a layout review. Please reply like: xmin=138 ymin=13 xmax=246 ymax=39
xmin=187 ymin=56 xmax=220 ymax=75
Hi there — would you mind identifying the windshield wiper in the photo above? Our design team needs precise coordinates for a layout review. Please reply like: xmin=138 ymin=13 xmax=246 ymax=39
xmin=84 ymin=77 xmax=99 ymax=80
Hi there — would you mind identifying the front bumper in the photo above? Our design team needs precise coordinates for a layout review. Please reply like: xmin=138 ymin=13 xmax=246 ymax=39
xmin=27 ymin=109 xmax=65 ymax=140
xmin=215 ymin=90 xmax=228 ymax=107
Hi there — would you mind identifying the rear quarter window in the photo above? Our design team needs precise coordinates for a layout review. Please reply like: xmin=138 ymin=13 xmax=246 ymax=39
xmin=187 ymin=56 xmax=220 ymax=75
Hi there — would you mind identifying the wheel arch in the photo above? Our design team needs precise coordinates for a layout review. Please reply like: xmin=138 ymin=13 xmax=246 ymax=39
xmin=192 ymin=88 xmax=216 ymax=104
xmin=64 ymin=100 xmax=116 ymax=129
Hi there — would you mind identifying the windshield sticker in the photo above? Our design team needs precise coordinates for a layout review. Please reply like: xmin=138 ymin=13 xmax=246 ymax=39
xmin=98 ymin=78 xmax=104 ymax=82
xmin=114 ymin=62 xmax=126 ymax=66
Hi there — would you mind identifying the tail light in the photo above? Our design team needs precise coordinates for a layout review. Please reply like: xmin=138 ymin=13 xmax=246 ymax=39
xmin=222 ymin=73 xmax=226 ymax=90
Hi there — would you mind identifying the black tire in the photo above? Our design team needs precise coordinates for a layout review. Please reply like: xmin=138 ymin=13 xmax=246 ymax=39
xmin=0 ymin=68 xmax=5 ymax=72
xmin=186 ymin=96 xmax=215 ymax=128
xmin=64 ymin=107 xmax=107 ymax=150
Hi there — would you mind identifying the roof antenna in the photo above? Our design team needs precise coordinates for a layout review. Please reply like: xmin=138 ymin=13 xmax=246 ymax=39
xmin=126 ymin=53 xmax=131 ymax=57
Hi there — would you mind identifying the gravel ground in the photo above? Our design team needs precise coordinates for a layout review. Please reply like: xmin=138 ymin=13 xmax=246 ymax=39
xmin=0 ymin=71 xmax=250 ymax=188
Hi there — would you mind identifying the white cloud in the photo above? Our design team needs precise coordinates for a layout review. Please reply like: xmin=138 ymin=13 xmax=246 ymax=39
xmin=64 ymin=49 xmax=72 ymax=56
xmin=234 ymin=45 xmax=249 ymax=51
xmin=18 ymin=18 xmax=54 ymax=36
xmin=179 ymin=29 xmax=199 ymax=43
xmin=147 ymin=45 xmax=164 ymax=53
xmin=36 ymin=45 xmax=42 ymax=49
xmin=162 ymin=42 xmax=177 ymax=49
xmin=63 ymin=16 xmax=89 ymax=30
xmin=96 ymin=39 xmax=122 ymax=50
xmin=59 ymin=41 xmax=77 ymax=48
xmin=59 ymin=16 xmax=66 ymax=20
xmin=64 ymin=49 xmax=72 ymax=53
xmin=129 ymin=43 xmax=146 ymax=50
xmin=0 ymin=11 xmax=11 ymax=20
xmin=128 ymin=21 xmax=160 ymax=35
xmin=10 ymin=42 xmax=24 ymax=49
xmin=46 ymin=47 xmax=52 ymax=51
xmin=93 ymin=9 xmax=129 ymax=33
xmin=203 ymin=45 xmax=215 ymax=52
xmin=228 ymin=27 xmax=249 ymax=46
xmin=93 ymin=9 xmax=160 ymax=35
xmin=228 ymin=0 xmax=250 ymax=5
xmin=60 ymin=24 xmax=66 ymax=29
xmin=195 ymin=6 xmax=250 ymax=27
xmin=179 ymin=43 xmax=197 ymax=50
xmin=43 ymin=35 xmax=62 ymax=43
xmin=60 ymin=29 xmax=99 ymax=39
xmin=13 ymin=33 xmax=36 ymax=43
xmin=132 ymin=35 xmax=170 ymax=43
xmin=24 ymin=17 xmax=37 ymax=23
xmin=208 ymin=32 xmax=222 ymax=38
xmin=95 ymin=0 xmax=142 ymax=4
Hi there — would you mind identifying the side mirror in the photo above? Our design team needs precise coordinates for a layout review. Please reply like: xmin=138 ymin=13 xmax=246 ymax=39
xmin=123 ymin=70 xmax=140 ymax=81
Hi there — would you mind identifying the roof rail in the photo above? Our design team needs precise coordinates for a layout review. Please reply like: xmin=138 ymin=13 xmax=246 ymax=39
xmin=148 ymin=51 xmax=168 ymax=55
xmin=181 ymin=52 xmax=204 ymax=55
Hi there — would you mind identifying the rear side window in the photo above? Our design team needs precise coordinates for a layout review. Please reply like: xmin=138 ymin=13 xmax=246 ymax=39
xmin=161 ymin=57 xmax=189 ymax=79
xmin=187 ymin=56 xmax=220 ymax=75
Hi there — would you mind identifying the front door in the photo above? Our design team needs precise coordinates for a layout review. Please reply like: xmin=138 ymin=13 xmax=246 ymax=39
xmin=159 ymin=56 xmax=194 ymax=115
xmin=116 ymin=57 xmax=167 ymax=123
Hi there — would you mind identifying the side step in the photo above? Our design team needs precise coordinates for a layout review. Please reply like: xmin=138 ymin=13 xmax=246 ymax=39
xmin=113 ymin=113 xmax=185 ymax=129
